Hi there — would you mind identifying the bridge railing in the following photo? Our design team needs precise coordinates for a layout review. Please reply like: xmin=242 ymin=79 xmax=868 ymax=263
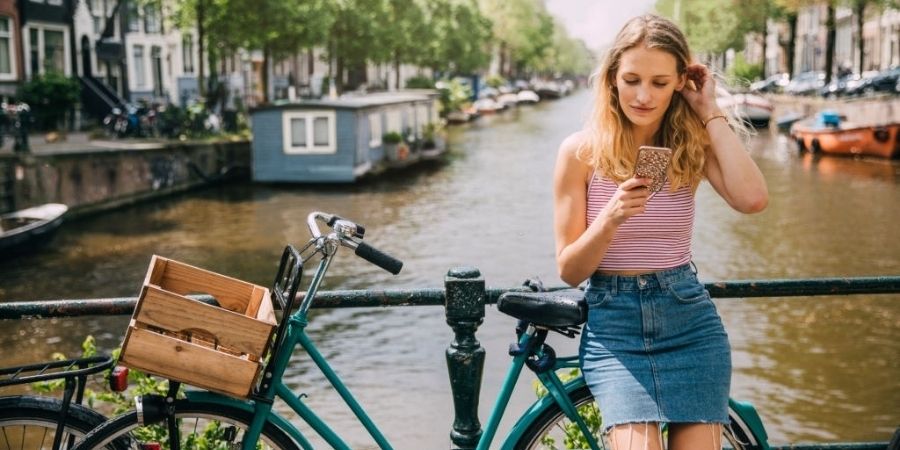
xmin=1 ymin=269 xmax=898 ymax=450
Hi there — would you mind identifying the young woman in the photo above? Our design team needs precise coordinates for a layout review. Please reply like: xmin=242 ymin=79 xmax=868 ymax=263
xmin=553 ymin=14 xmax=768 ymax=450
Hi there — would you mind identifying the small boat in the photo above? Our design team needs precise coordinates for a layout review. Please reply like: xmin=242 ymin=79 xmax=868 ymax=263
xmin=0 ymin=203 xmax=68 ymax=255
xmin=516 ymin=90 xmax=540 ymax=104
xmin=775 ymin=112 xmax=806 ymax=132
xmin=716 ymin=87 xmax=773 ymax=128
xmin=790 ymin=111 xmax=900 ymax=159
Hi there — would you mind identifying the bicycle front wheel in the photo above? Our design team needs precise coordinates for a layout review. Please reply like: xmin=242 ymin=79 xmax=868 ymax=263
xmin=0 ymin=395 xmax=109 ymax=450
xmin=513 ymin=385 xmax=757 ymax=450
xmin=74 ymin=399 xmax=297 ymax=450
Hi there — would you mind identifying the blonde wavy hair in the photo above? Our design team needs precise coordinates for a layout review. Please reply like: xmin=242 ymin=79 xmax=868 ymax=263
xmin=578 ymin=14 xmax=730 ymax=191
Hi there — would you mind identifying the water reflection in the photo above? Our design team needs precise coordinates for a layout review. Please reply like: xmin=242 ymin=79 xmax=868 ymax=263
xmin=0 ymin=91 xmax=897 ymax=447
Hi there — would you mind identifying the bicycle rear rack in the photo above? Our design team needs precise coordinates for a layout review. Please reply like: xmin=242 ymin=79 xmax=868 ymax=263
xmin=0 ymin=355 xmax=113 ymax=387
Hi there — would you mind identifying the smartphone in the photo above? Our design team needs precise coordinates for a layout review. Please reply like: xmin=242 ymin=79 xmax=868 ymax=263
xmin=633 ymin=146 xmax=673 ymax=194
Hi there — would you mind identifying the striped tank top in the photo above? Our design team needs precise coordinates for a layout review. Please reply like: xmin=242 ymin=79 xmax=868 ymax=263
xmin=586 ymin=173 xmax=695 ymax=271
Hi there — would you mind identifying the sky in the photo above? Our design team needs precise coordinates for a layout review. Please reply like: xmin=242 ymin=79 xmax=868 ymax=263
xmin=544 ymin=0 xmax=658 ymax=51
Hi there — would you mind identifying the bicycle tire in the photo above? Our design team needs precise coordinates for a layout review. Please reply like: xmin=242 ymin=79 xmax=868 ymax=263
xmin=512 ymin=385 xmax=759 ymax=450
xmin=0 ymin=395 xmax=108 ymax=450
xmin=74 ymin=399 xmax=297 ymax=450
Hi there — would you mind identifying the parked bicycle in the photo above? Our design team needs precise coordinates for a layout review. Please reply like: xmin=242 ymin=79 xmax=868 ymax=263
xmin=0 ymin=355 xmax=114 ymax=450
xmin=73 ymin=211 xmax=769 ymax=450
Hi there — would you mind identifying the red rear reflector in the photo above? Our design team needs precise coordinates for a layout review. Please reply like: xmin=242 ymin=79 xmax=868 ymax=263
xmin=109 ymin=365 xmax=129 ymax=392
xmin=140 ymin=444 xmax=161 ymax=450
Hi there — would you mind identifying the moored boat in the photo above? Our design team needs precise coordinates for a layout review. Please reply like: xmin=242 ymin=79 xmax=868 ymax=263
xmin=0 ymin=203 xmax=68 ymax=256
xmin=790 ymin=111 xmax=900 ymax=158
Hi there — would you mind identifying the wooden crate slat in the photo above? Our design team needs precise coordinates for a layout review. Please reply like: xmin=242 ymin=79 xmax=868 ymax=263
xmin=136 ymin=286 xmax=274 ymax=357
xmin=159 ymin=259 xmax=256 ymax=314
xmin=121 ymin=327 xmax=260 ymax=398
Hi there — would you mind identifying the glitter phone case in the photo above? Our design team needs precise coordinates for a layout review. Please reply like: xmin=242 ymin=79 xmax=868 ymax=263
xmin=634 ymin=146 xmax=673 ymax=194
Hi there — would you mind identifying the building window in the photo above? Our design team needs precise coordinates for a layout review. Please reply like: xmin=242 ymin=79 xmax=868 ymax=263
xmin=183 ymin=34 xmax=194 ymax=73
xmin=368 ymin=113 xmax=381 ymax=147
xmin=282 ymin=111 xmax=336 ymax=154
xmin=26 ymin=25 xmax=69 ymax=77
xmin=386 ymin=110 xmax=401 ymax=133
xmin=133 ymin=45 xmax=145 ymax=87
xmin=144 ymin=5 xmax=160 ymax=33
xmin=127 ymin=2 xmax=140 ymax=32
xmin=0 ymin=17 xmax=14 ymax=78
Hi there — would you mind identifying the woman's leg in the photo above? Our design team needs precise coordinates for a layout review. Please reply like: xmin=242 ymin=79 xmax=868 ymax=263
xmin=667 ymin=423 xmax=722 ymax=450
xmin=604 ymin=423 xmax=665 ymax=450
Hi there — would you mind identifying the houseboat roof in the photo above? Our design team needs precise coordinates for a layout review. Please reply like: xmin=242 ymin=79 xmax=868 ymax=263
xmin=252 ymin=90 xmax=439 ymax=113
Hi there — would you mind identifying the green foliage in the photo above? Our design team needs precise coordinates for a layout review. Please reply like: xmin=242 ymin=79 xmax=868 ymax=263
xmin=485 ymin=74 xmax=507 ymax=88
xmin=17 ymin=73 xmax=80 ymax=131
xmin=437 ymin=78 xmax=472 ymax=116
xmin=405 ymin=75 xmax=436 ymax=89
xmin=533 ymin=369 xmax=603 ymax=449
xmin=382 ymin=131 xmax=403 ymax=144
xmin=728 ymin=53 xmax=764 ymax=86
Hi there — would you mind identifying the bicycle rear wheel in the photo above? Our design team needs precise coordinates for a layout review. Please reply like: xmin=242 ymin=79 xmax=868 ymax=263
xmin=74 ymin=399 xmax=297 ymax=450
xmin=512 ymin=385 xmax=758 ymax=450
xmin=0 ymin=395 xmax=109 ymax=450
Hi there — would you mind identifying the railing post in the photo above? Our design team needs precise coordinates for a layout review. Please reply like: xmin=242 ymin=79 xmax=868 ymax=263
xmin=445 ymin=267 xmax=486 ymax=450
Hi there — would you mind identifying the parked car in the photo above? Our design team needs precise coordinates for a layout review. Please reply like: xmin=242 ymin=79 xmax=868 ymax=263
xmin=785 ymin=71 xmax=825 ymax=96
xmin=819 ymin=73 xmax=858 ymax=98
xmin=859 ymin=66 xmax=900 ymax=95
xmin=844 ymin=70 xmax=882 ymax=96
xmin=749 ymin=73 xmax=789 ymax=93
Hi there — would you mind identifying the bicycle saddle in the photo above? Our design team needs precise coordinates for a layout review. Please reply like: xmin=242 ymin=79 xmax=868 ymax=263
xmin=497 ymin=289 xmax=586 ymax=328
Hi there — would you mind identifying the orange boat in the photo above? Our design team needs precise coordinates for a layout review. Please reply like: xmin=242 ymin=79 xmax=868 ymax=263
xmin=791 ymin=114 xmax=900 ymax=159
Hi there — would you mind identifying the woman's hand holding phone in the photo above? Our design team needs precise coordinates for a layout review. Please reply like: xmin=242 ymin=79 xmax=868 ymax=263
xmin=602 ymin=177 xmax=652 ymax=226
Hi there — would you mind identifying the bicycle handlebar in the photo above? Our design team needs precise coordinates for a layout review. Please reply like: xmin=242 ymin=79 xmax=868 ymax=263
xmin=355 ymin=241 xmax=403 ymax=275
xmin=307 ymin=211 xmax=403 ymax=275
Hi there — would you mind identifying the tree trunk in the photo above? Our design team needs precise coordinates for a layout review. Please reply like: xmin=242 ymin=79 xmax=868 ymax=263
xmin=197 ymin=0 xmax=205 ymax=96
xmin=856 ymin=3 xmax=866 ymax=73
xmin=336 ymin=56 xmax=344 ymax=94
xmin=394 ymin=55 xmax=401 ymax=90
xmin=825 ymin=4 xmax=836 ymax=84
xmin=787 ymin=13 xmax=798 ymax=78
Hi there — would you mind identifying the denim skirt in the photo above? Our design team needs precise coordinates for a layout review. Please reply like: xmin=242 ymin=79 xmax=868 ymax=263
xmin=579 ymin=263 xmax=731 ymax=432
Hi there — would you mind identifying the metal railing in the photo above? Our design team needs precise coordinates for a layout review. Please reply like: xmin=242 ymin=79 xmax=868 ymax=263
xmin=1 ymin=270 xmax=898 ymax=450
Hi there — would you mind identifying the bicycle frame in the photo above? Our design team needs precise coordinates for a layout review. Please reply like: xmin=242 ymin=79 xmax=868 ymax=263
xmin=191 ymin=214 xmax=600 ymax=450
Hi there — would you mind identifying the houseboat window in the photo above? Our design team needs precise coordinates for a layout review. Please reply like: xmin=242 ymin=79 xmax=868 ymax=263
xmin=133 ymin=45 xmax=145 ymax=87
xmin=386 ymin=110 xmax=401 ymax=133
xmin=282 ymin=111 xmax=336 ymax=154
xmin=416 ymin=105 xmax=428 ymax=135
xmin=313 ymin=117 xmax=329 ymax=146
xmin=368 ymin=113 xmax=382 ymax=147
xmin=0 ymin=18 xmax=12 ymax=76
xmin=290 ymin=118 xmax=307 ymax=146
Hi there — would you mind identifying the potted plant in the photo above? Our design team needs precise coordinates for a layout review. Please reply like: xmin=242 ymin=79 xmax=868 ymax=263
xmin=383 ymin=131 xmax=407 ymax=161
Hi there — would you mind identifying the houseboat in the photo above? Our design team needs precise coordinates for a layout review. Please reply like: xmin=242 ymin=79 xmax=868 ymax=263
xmin=250 ymin=91 xmax=446 ymax=183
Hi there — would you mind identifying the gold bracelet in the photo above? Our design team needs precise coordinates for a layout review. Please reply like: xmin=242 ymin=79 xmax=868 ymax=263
xmin=702 ymin=112 xmax=727 ymax=128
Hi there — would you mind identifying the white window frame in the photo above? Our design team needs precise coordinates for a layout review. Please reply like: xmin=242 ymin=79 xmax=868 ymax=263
xmin=282 ymin=110 xmax=337 ymax=154
xmin=416 ymin=104 xmax=429 ymax=135
xmin=0 ymin=16 xmax=16 ymax=81
xmin=368 ymin=112 xmax=382 ymax=147
xmin=132 ymin=44 xmax=145 ymax=88
xmin=24 ymin=22 xmax=70 ymax=78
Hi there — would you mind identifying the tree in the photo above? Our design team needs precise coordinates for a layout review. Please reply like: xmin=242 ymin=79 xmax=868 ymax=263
xmin=422 ymin=0 xmax=492 ymax=76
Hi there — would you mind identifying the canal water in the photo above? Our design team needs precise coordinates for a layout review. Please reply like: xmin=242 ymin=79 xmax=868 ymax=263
xmin=1 ymin=90 xmax=898 ymax=447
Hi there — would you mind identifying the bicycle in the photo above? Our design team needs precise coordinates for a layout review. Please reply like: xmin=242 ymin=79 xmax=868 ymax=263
xmin=0 ymin=355 xmax=115 ymax=450
xmin=74 ymin=211 xmax=770 ymax=450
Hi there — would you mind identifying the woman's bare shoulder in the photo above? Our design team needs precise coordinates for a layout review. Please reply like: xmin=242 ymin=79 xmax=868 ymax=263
xmin=558 ymin=130 xmax=591 ymax=157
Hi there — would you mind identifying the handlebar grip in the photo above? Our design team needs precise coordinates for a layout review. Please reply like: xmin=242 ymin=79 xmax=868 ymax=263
xmin=355 ymin=242 xmax=403 ymax=275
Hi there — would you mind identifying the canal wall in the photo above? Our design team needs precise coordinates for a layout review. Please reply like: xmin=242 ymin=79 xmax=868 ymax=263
xmin=768 ymin=94 xmax=900 ymax=124
xmin=0 ymin=140 xmax=251 ymax=216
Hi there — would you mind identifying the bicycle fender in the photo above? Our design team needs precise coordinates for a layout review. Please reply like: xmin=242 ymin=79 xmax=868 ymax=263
xmin=184 ymin=390 xmax=310 ymax=449
xmin=498 ymin=378 xmax=588 ymax=450
xmin=728 ymin=398 xmax=771 ymax=450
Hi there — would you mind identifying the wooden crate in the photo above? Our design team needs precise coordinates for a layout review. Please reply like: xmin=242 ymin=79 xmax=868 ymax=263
xmin=119 ymin=255 xmax=276 ymax=398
